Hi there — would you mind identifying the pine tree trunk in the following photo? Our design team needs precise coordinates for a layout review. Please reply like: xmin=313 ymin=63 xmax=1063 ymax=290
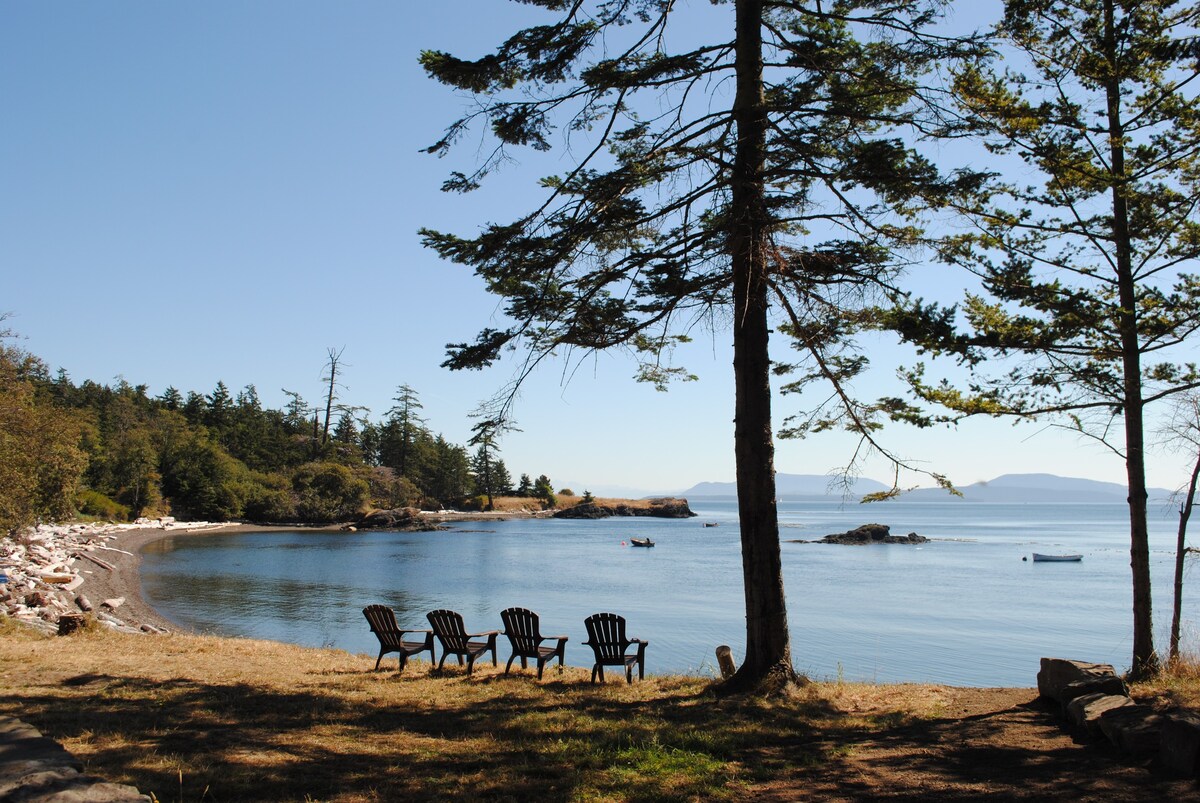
xmin=1170 ymin=452 xmax=1200 ymax=663
xmin=1103 ymin=0 xmax=1157 ymax=678
xmin=722 ymin=0 xmax=798 ymax=695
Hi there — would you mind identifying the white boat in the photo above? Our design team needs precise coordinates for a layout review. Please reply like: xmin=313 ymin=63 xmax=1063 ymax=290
xmin=1032 ymin=553 xmax=1082 ymax=562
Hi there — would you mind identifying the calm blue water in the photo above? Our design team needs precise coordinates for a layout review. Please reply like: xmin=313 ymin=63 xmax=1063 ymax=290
xmin=139 ymin=500 xmax=1199 ymax=686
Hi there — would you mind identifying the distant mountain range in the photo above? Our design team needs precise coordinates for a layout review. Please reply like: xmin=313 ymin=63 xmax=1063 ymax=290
xmin=676 ymin=472 xmax=1175 ymax=504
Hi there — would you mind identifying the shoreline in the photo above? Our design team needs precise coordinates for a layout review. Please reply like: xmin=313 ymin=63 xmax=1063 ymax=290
xmin=65 ymin=523 xmax=316 ymax=634
xmin=7 ymin=510 xmax=574 ymax=636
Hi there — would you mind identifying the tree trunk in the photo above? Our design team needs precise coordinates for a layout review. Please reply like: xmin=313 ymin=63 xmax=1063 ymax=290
xmin=1170 ymin=451 xmax=1200 ymax=663
xmin=721 ymin=0 xmax=799 ymax=695
xmin=1103 ymin=0 xmax=1157 ymax=678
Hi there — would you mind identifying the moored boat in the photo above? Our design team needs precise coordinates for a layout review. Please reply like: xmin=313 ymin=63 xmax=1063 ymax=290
xmin=1032 ymin=553 xmax=1082 ymax=562
xmin=630 ymin=537 xmax=655 ymax=548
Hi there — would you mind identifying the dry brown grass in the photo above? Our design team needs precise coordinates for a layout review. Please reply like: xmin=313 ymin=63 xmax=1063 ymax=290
xmin=1130 ymin=653 xmax=1200 ymax=711
xmin=0 ymin=624 xmax=1010 ymax=803
xmin=6 ymin=624 xmax=1197 ymax=801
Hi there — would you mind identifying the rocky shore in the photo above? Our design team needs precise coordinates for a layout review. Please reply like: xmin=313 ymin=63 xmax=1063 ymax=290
xmin=0 ymin=518 xmax=247 ymax=636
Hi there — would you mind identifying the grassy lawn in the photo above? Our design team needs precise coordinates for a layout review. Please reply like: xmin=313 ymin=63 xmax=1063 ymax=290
xmin=0 ymin=620 xmax=957 ymax=802
xmin=4 ymin=619 xmax=1196 ymax=802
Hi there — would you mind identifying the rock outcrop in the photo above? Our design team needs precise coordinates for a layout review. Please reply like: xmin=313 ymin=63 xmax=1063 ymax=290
xmin=355 ymin=508 xmax=446 ymax=531
xmin=791 ymin=523 xmax=929 ymax=545
xmin=554 ymin=498 xmax=696 ymax=519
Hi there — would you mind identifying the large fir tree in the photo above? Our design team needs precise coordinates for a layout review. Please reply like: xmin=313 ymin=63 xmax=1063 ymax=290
xmin=422 ymin=0 xmax=975 ymax=690
xmin=888 ymin=0 xmax=1200 ymax=676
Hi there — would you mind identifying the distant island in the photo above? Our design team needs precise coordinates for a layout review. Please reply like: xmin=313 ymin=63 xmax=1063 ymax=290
xmin=790 ymin=523 xmax=930 ymax=546
xmin=674 ymin=472 xmax=1174 ymax=505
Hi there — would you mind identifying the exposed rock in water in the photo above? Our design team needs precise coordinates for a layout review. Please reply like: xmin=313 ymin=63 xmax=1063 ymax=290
xmin=554 ymin=497 xmax=696 ymax=520
xmin=356 ymin=507 xmax=446 ymax=531
xmin=792 ymin=523 xmax=929 ymax=545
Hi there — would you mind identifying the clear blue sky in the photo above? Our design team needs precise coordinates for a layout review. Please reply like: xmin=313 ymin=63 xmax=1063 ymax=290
xmin=2 ymin=1 xmax=1189 ymax=495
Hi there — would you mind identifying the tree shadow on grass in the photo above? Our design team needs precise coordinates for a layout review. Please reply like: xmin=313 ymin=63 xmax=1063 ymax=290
xmin=4 ymin=676 xmax=1192 ymax=802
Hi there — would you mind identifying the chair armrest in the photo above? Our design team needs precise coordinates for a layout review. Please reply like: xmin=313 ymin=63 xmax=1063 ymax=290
xmin=399 ymin=628 xmax=434 ymax=636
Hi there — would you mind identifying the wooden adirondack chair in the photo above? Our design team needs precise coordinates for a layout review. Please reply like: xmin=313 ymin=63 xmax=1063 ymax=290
xmin=582 ymin=612 xmax=648 ymax=683
xmin=362 ymin=605 xmax=434 ymax=673
xmin=500 ymin=607 xmax=568 ymax=679
xmin=426 ymin=609 xmax=499 ymax=674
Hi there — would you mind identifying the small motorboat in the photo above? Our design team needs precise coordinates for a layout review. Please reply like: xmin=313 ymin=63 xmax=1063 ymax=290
xmin=630 ymin=537 xmax=655 ymax=548
xmin=703 ymin=522 xmax=720 ymax=527
xmin=1032 ymin=553 xmax=1082 ymax=562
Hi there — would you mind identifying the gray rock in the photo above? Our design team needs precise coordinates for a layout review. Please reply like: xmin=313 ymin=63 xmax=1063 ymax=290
xmin=1037 ymin=657 xmax=1118 ymax=702
xmin=795 ymin=523 xmax=929 ymax=545
xmin=0 ymin=715 xmax=147 ymax=801
xmin=1160 ymin=711 xmax=1200 ymax=776
xmin=1066 ymin=693 xmax=1135 ymax=737
xmin=1059 ymin=674 xmax=1129 ymax=711
xmin=1098 ymin=705 xmax=1162 ymax=757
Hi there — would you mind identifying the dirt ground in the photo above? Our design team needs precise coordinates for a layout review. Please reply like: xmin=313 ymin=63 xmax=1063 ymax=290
xmin=752 ymin=687 xmax=1195 ymax=800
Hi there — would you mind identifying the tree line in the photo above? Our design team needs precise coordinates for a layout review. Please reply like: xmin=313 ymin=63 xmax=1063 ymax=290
xmin=0 ymin=333 xmax=559 ymax=533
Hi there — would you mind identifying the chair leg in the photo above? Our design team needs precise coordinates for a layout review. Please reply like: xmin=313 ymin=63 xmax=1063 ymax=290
xmin=536 ymin=658 xmax=545 ymax=680
xmin=466 ymin=655 xmax=476 ymax=675
xmin=398 ymin=653 xmax=408 ymax=674
xmin=437 ymin=653 xmax=448 ymax=671
xmin=626 ymin=664 xmax=633 ymax=684
xmin=374 ymin=649 xmax=385 ymax=671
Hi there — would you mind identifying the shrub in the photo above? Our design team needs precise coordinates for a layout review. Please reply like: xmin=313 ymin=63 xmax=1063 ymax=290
xmin=76 ymin=489 xmax=130 ymax=521
xmin=291 ymin=461 xmax=369 ymax=523
xmin=559 ymin=488 xmax=575 ymax=497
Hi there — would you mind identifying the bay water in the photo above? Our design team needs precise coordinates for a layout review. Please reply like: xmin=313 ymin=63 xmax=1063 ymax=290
xmin=139 ymin=499 xmax=1198 ymax=686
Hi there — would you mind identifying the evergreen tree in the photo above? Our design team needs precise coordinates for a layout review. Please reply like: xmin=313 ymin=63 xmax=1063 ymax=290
xmin=421 ymin=0 xmax=974 ymax=690
xmin=425 ymin=435 xmax=471 ymax=503
xmin=491 ymin=458 xmax=513 ymax=496
xmin=205 ymin=381 xmax=233 ymax=431
xmin=533 ymin=474 xmax=555 ymax=508
xmin=516 ymin=473 xmax=533 ymax=498
xmin=889 ymin=0 xmax=1200 ymax=677
xmin=380 ymin=384 xmax=427 ymax=479
xmin=181 ymin=391 xmax=207 ymax=425
xmin=158 ymin=385 xmax=183 ymax=411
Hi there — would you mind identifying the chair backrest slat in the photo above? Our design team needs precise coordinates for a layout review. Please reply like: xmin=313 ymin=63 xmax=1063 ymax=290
xmin=584 ymin=612 xmax=628 ymax=661
xmin=427 ymin=609 xmax=471 ymax=652
xmin=363 ymin=604 xmax=398 ymax=635
xmin=501 ymin=607 xmax=541 ymax=653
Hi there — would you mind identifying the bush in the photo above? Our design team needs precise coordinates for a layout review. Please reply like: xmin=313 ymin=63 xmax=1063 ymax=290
xmin=242 ymin=473 xmax=295 ymax=522
xmin=559 ymin=488 xmax=575 ymax=497
xmin=291 ymin=461 xmax=369 ymax=523
xmin=364 ymin=467 xmax=421 ymax=509
xmin=459 ymin=495 xmax=491 ymax=511
xmin=76 ymin=489 xmax=130 ymax=521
